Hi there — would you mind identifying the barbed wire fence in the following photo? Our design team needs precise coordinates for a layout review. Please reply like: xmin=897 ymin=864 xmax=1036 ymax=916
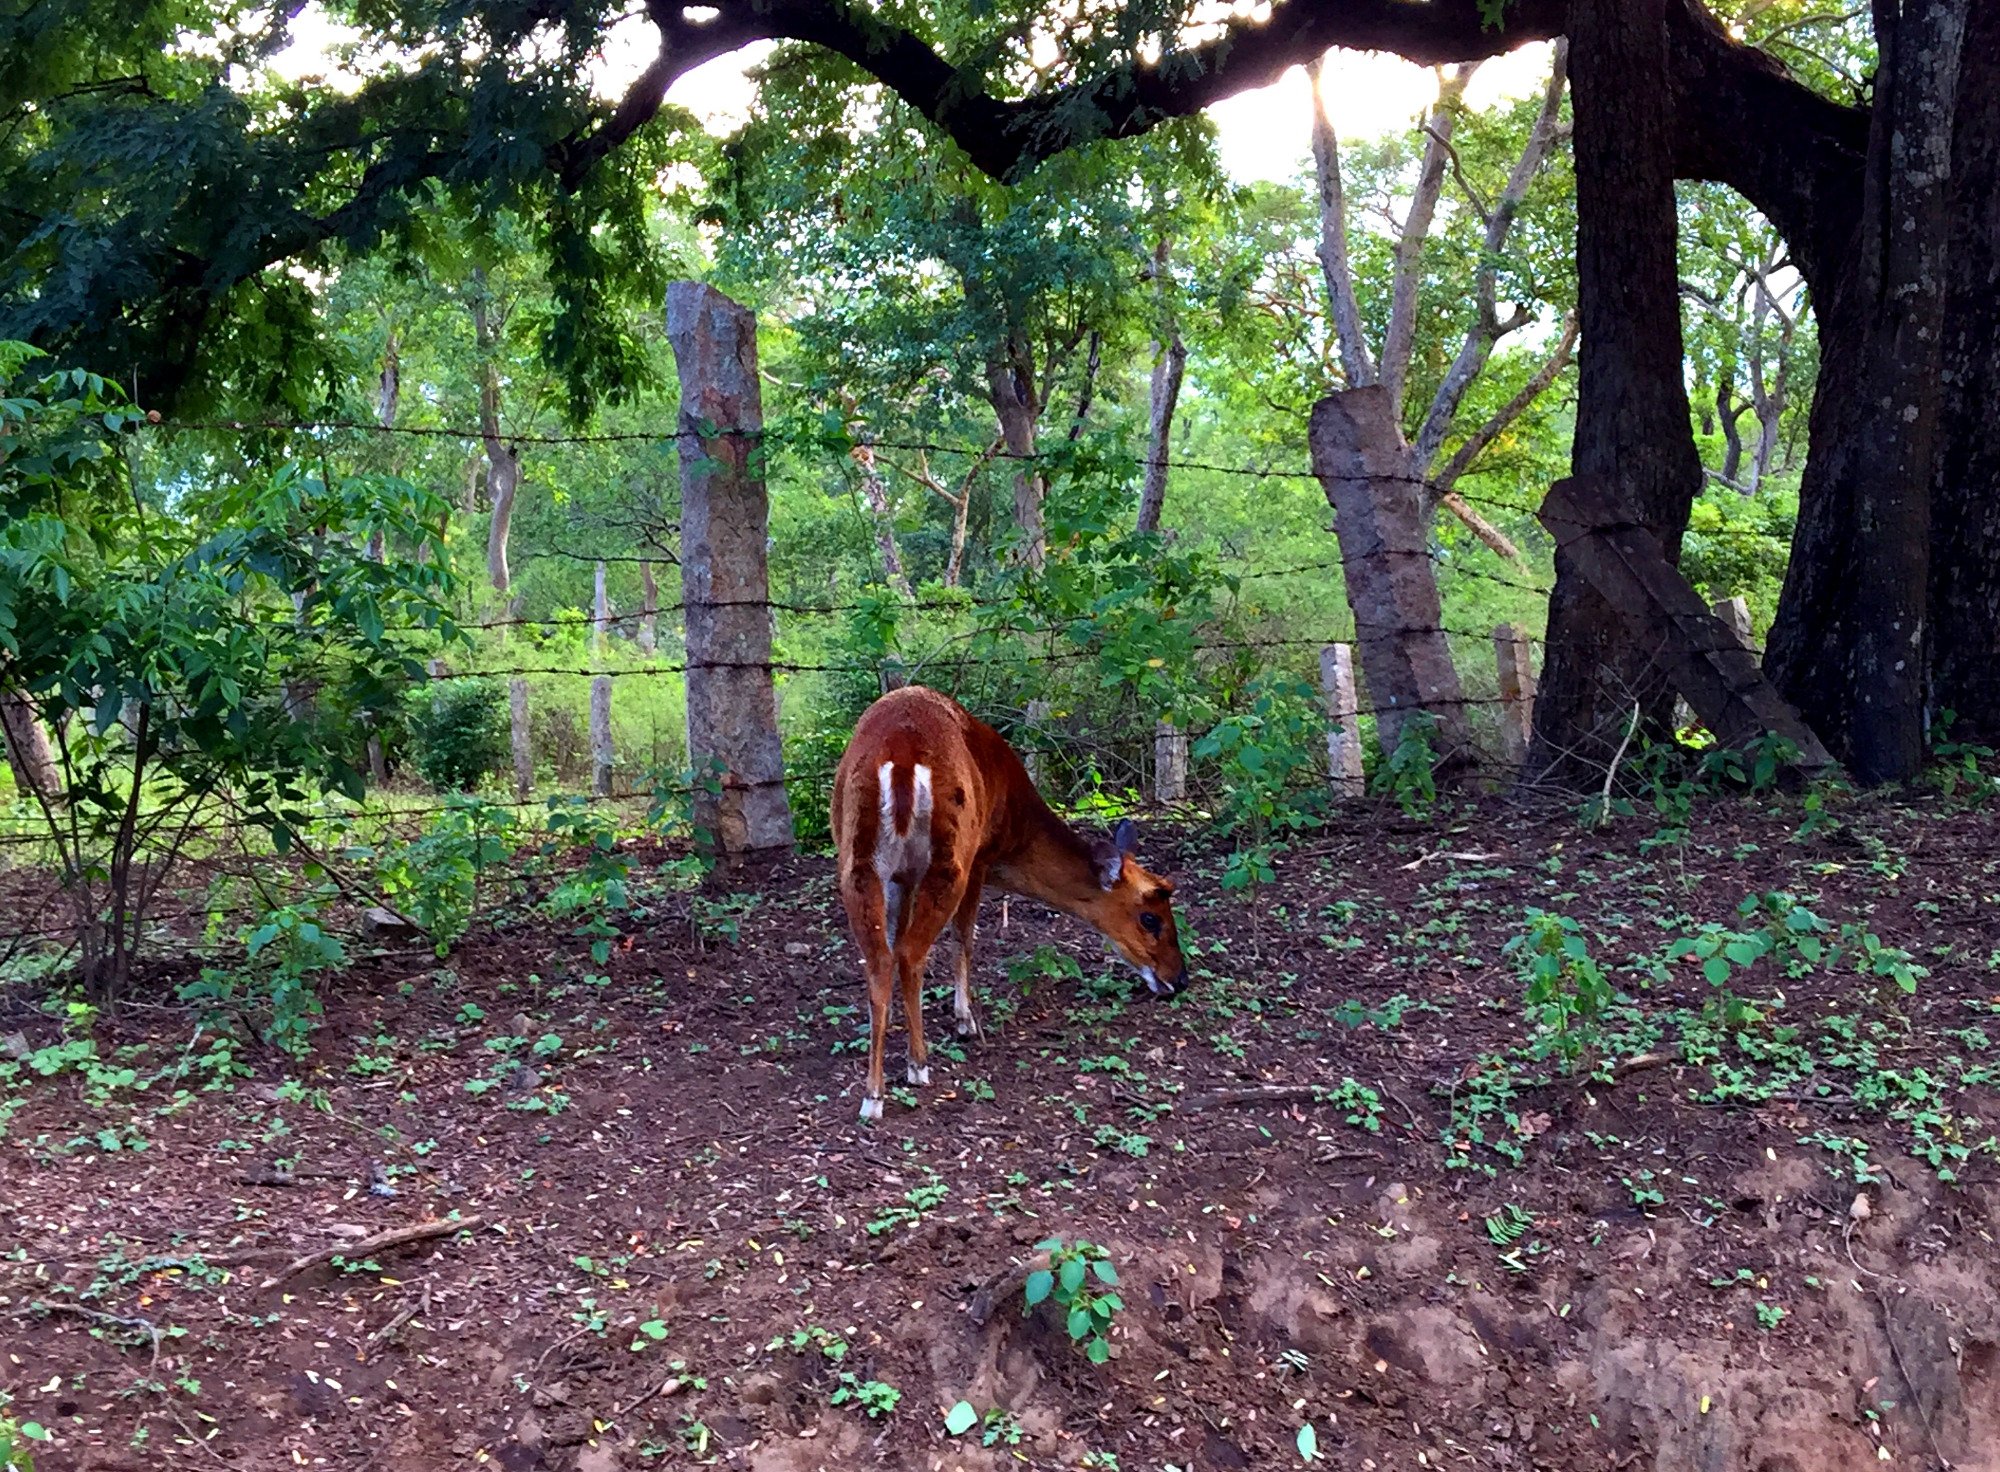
xmin=0 ymin=406 xmax=1781 ymax=965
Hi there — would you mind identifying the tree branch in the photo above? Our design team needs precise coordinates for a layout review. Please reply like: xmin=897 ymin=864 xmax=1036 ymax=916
xmin=1432 ymin=309 xmax=1580 ymax=492
xmin=1413 ymin=41 xmax=1569 ymax=471
xmin=1307 ymin=54 xmax=1378 ymax=388
xmin=1381 ymin=63 xmax=1479 ymax=416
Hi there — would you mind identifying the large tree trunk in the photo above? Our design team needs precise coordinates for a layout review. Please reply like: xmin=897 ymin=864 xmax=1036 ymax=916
xmin=1767 ymin=0 xmax=1969 ymax=782
xmin=1927 ymin=1 xmax=2000 ymax=743
xmin=1527 ymin=0 xmax=1704 ymax=785
xmin=1310 ymin=387 xmax=1473 ymax=762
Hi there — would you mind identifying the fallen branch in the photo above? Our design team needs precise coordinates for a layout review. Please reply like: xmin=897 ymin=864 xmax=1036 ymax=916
xmin=1399 ymin=848 xmax=1502 ymax=870
xmin=259 ymin=1215 xmax=484 ymax=1292
xmin=1181 ymin=1085 xmax=1349 ymax=1112
xmin=23 ymin=1301 xmax=165 ymax=1369
xmin=615 ymin=1375 xmax=687 ymax=1417
xmin=1596 ymin=701 xmax=1641 ymax=828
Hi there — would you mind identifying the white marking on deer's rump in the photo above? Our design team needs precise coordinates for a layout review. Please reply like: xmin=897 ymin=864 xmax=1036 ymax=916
xmin=872 ymin=761 xmax=934 ymax=949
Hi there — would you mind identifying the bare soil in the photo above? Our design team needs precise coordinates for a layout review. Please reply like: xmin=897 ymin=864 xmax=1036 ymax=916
xmin=5 ymin=790 xmax=2000 ymax=1471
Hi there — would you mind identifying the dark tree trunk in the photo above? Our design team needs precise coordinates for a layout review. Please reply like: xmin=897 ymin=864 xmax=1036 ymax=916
xmin=1766 ymin=0 xmax=1969 ymax=782
xmin=1527 ymin=0 xmax=1703 ymax=785
xmin=1928 ymin=2 xmax=2000 ymax=742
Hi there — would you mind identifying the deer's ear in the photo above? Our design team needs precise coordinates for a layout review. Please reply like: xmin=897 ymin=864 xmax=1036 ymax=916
xmin=1092 ymin=837 xmax=1125 ymax=891
xmin=1112 ymin=818 xmax=1140 ymax=854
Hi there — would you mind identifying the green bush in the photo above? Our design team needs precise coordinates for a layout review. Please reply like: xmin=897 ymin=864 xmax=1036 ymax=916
xmin=407 ymin=678 xmax=508 ymax=792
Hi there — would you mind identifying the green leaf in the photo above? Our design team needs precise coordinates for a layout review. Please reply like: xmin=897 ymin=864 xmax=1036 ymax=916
xmin=1023 ymin=1270 xmax=1053 ymax=1307
xmin=1085 ymin=1335 xmax=1111 ymax=1364
xmin=945 ymin=1400 xmax=978 ymax=1436
xmin=1059 ymin=1257 xmax=1086 ymax=1294
xmin=1067 ymin=1306 xmax=1092 ymax=1341
xmin=1091 ymin=1258 xmax=1118 ymax=1285
xmin=1702 ymin=955 xmax=1733 ymax=986
xmin=20 ymin=1421 xmax=49 ymax=1440
xmin=1723 ymin=939 xmax=1764 ymax=967
xmin=1298 ymin=1422 xmax=1319 ymax=1461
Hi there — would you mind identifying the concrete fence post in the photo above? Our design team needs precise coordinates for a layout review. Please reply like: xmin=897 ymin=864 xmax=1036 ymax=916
xmin=1320 ymin=643 xmax=1365 ymax=799
xmin=1493 ymin=624 xmax=1537 ymax=767
xmin=1154 ymin=720 xmax=1188 ymax=804
xmin=590 ymin=676 xmax=614 ymax=797
xmin=510 ymin=678 xmax=533 ymax=801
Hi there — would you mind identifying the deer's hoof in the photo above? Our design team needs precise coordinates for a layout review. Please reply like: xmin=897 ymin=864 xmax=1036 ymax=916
xmin=906 ymin=1063 xmax=931 ymax=1087
xmin=859 ymin=1095 xmax=884 ymax=1123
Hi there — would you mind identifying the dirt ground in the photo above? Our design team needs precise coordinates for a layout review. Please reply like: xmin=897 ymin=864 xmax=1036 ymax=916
xmin=5 ymin=788 xmax=2000 ymax=1471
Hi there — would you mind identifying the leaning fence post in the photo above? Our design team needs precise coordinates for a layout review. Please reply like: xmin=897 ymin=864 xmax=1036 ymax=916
xmin=1154 ymin=720 xmax=1188 ymax=804
xmin=666 ymin=282 xmax=795 ymax=856
xmin=511 ymin=678 xmax=533 ymax=801
xmin=1320 ymin=644 xmax=1365 ymax=799
xmin=879 ymin=657 xmax=908 ymax=694
xmin=590 ymin=676 xmax=614 ymax=797
xmin=1493 ymin=624 xmax=1537 ymax=767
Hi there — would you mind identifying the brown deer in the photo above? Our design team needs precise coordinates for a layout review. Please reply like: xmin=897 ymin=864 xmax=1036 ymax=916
xmin=831 ymin=686 xmax=1187 ymax=1120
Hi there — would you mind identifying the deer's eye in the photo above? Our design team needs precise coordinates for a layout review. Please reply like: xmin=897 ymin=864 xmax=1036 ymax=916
xmin=1139 ymin=912 xmax=1163 ymax=936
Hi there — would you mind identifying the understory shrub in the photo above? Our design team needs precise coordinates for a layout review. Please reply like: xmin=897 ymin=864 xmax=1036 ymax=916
xmin=407 ymin=678 xmax=508 ymax=791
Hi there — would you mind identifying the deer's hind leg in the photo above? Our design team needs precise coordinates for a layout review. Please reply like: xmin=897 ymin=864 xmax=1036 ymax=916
xmin=893 ymin=860 xmax=970 ymax=1087
xmin=839 ymin=860 xmax=896 ymax=1123
xmin=951 ymin=869 xmax=986 ymax=1040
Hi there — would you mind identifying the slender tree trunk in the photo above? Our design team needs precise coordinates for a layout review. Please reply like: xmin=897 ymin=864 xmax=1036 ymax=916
xmin=593 ymin=561 xmax=611 ymax=657
xmin=1767 ymin=0 xmax=1968 ymax=782
xmin=1926 ymin=0 xmax=2000 ymax=742
xmin=1066 ymin=331 xmax=1102 ymax=442
xmin=1136 ymin=335 xmax=1186 ymax=536
xmin=1137 ymin=237 xmax=1185 ymax=537
xmin=851 ymin=438 xmax=914 ymax=597
xmin=638 ymin=559 xmax=660 ymax=656
xmin=366 ymin=331 xmax=397 ymax=782
xmin=1527 ymin=0 xmax=1704 ymax=786
xmin=1717 ymin=378 xmax=1748 ymax=486
xmin=470 ymin=278 xmax=521 ymax=595
xmin=985 ymin=333 xmax=1045 ymax=567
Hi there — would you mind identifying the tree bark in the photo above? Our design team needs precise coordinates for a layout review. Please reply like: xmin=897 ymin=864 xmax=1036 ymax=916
xmin=1310 ymin=386 xmax=1473 ymax=762
xmin=851 ymin=437 xmax=915 ymax=597
xmin=985 ymin=331 xmax=1045 ymax=568
xmin=1926 ymin=0 xmax=2000 ymax=743
xmin=1527 ymin=0 xmax=1704 ymax=786
xmin=1767 ymin=0 xmax=1968 ymax=782
xmin=666 ymin=281 xmax=795 ymax=856
xmin=1 ymin=693 xmax=60 ymax=801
